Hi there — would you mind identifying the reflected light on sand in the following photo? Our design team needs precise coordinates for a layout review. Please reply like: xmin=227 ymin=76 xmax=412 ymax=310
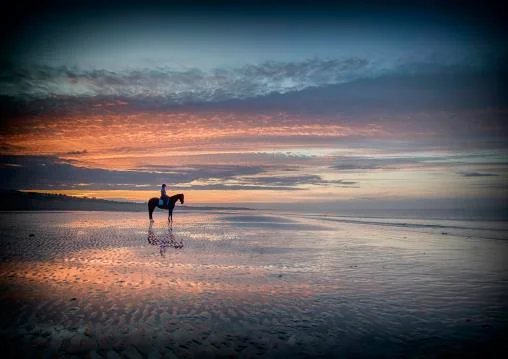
xmin=1 ymin=211 xmax=507 ymax=358
xmin=1 ymin=248 xmax=317 ymax=302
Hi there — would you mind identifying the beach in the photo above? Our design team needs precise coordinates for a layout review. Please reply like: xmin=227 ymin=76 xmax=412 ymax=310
xmin=1 ymin=210 xmax=507 ymax=358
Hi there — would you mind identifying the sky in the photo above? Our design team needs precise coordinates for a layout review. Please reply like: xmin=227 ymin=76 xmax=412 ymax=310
xmin=1 ymin=1 xmax=507 ymax=212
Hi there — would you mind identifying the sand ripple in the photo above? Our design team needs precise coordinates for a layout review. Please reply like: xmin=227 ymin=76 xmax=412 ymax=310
xmin=1 ymin=211 xmax=507 ymax=358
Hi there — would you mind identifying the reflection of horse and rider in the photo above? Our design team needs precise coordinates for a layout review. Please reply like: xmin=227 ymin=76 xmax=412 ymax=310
xmin=147 ymin=184 xmax=184 ymax=223
xmin=147 ymin=222 xmax=183 ymax=256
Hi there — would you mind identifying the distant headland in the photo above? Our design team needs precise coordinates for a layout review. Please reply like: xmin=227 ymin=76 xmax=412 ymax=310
xmin=0 ymin=191 xmax=251 ymax=212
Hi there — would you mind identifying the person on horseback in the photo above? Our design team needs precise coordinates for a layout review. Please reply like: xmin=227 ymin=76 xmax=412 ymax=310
xmin=160 ymin=184 xmax=170 ymax=207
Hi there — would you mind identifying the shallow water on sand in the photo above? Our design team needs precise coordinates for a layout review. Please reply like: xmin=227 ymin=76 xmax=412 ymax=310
xmin=0 ymin=210 xmax=507 ymax=358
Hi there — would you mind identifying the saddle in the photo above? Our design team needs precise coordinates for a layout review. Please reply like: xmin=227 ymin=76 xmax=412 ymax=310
xmin=158 ymin=199 xmax=164 ymax=206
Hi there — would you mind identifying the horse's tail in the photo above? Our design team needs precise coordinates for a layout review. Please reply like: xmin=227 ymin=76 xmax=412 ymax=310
xmin=148 ymin=198 xmax=155 ymax=220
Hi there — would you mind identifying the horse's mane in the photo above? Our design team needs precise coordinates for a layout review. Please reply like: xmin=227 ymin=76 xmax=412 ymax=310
xmin=148 ymin=193 xmax=184 ymax=205
xmin=168 ymin=193 xmax=184 ymax=204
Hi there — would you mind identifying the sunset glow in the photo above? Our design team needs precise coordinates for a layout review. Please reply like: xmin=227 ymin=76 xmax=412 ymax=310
xmin=1 ymin=2 xmax=506 ymax=211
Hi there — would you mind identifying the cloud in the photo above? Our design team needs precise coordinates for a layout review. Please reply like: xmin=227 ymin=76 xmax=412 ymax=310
xmin=332 ymin=156 xmax=420 ymax=171
xmin=0 ymin=155 xmax=361 ymax=191
xmin=0 ymin=143 xmax=26 ymax=153
xmin=331 ymin=152 xmax=508 ymax=172
xmin=243 ymin=175 xmax=322 ymax=186
xmin=3 ymin=68 xmax=506 ymax=134
xmin=331 ymin=153 xmax=508 ymax=173
xmin=4 ymin=56 xmax=505 ymax=115
xmin=211 ymin=71 xmax=507 ymax=117
xmin=242 ymin=175 xmax=358 ymax=187
xmin=0 ymin=155 xmax=269 ymax=190
xmin=65 ymin=149 xmax=88 ymax=155
xmin=172 ymin=184 xmax=302 ymax=191
xmin=0 ymin=58 xmax=371 ymax=102
xmin=459 ymin=171 xmax=499 ymax=177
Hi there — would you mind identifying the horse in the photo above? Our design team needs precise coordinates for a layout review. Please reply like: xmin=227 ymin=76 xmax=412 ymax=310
xmin=148 ymin=193 xmax=184 ymax=223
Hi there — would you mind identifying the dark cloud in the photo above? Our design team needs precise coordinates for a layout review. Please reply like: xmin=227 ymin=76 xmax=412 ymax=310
xmin=173 ymin=184 xmax=301 ymax=191
xmin=0 ymin=143 xmax=26 ymax=153
xmin=332 ymin=157 xmax=419 ymax=171
xmin=459 ymin=171 xmax=499 ymax=177
xmin=243 ymin=175 xmax=358 ymax=187
xmin=0 ymin=155 xmax=361 ymax=191
xmin=65 ymin=149 xmax=88 ymax=155
xmin=0 ymin=155 xmax=268 ymax=190
xmin=139 ymin=164 xmax=266 ymax=178
xmin=331 ymin=154 xmax=508 ymax=179
xmin=244 ymin=175 xmax=322 ymax=186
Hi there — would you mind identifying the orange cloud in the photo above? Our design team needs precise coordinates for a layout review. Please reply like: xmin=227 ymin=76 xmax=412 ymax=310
xmin=1 ymin=111 xmax=389 ymax=168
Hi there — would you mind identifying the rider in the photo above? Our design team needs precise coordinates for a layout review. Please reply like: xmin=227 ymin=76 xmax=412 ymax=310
xmin=160 ymin=184 xmax=170 ymax=206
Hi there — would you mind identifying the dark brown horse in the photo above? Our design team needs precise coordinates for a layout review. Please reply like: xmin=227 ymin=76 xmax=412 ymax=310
xmin=148 ymin=193 xmax=184 ymax=223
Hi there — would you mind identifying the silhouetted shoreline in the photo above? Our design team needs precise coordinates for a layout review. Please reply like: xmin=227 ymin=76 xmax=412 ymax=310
xmin=0 ymin=190 xmax=251 ymax=212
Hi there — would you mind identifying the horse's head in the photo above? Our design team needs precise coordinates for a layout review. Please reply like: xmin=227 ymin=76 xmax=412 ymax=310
xmin=179 ymin=193 xmax=184 ymax=204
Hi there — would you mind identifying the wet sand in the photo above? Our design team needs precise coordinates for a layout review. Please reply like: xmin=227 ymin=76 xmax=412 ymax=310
xmin=0 ymin=210 xmax=507 ymax=358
